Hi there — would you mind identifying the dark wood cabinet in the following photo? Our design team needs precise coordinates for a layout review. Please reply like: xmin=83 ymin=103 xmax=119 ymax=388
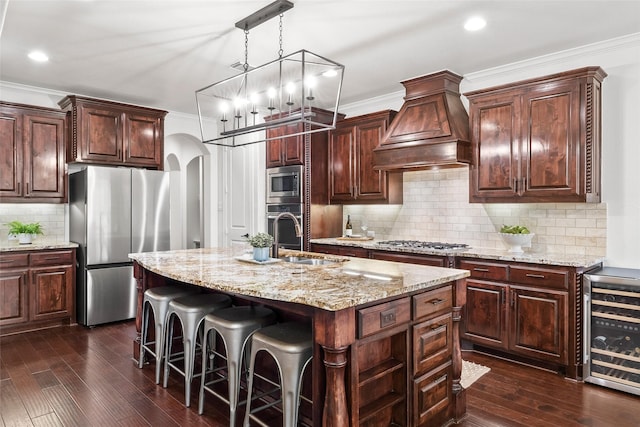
xmin=0 ymin=102 xmax=67 ymax=203
xmin=370 ymin=249 xmax=449 ymax=267
xmin=310 ymin=243 xmax=369 ymax=258
xmin=0 ymin=253 xmax=30 ymax=326
xmin=465 ymin=67 xmax=606 ymax=203
xmin=59 ymin=95 xmax=167 ymax=169
xmin=459 ymin=258 xmax=581 ymax=376
xmin=266 ymin=123 xmax=305 ymax=167
xmin=329 ymin=110 xmax=402 ymax=204
xmin=0 ymin=249 xmax=76 ymax=337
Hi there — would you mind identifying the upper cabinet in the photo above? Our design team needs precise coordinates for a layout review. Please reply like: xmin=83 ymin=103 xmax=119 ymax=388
xmin=0 ymin=102 xmax=67 ymax=203
xmin=266 ymin=123 xmax=305 ymax=168
xmin=465 ymin=67 xmax=606 ymax=203
xmin=329 ymin=110 xmax=402 ymax=204
xmin=59 ymin=96 xmax=167 ymax=170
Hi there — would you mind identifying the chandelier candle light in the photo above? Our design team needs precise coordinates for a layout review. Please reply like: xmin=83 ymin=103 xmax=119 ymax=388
xmin=196 ymin=0 xmax=345 ymax=147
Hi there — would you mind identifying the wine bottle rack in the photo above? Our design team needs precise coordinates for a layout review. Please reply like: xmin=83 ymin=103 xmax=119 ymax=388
xmin=588 ymin=279 xmax=640 ymax=394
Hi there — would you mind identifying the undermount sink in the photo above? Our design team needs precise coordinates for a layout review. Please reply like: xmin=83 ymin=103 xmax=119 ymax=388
xmin=281 ymin=256 xmax=338 ymax=266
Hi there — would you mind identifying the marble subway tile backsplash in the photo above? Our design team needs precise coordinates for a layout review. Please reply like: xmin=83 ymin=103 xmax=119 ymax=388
xmin=0 ymin=203 xmax=66 ymax=244
xmin=344 ymin=168 xmax=606 ymax=257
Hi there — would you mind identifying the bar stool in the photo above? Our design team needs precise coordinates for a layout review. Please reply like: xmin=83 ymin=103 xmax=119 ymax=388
xmin=163 ymin=293 xmax=232 ymax=407
xmin=198 ymin=306 xmax=277 ymax=426
xmin=138 ymin=286 xmax=198 ymax=384
xmin=243 ymin=322 xmax=313 ymax=427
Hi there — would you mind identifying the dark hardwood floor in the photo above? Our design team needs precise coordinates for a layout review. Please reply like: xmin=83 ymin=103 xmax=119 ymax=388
xmin=1 ymin=321 xmax=638 ymax=427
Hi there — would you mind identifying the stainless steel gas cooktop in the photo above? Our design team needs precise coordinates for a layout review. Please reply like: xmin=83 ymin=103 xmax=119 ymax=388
xmin=376 ymin=240 xmax=470 ymax=250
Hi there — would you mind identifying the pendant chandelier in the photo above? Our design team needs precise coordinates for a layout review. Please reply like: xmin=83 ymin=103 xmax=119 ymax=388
xmin=196 ymin=0 xmax=345 ymax=147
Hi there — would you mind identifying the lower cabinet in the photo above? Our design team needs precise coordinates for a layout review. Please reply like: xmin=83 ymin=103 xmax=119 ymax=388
xmin=459 ymin=258 xmax=580 ymax=375
xmin=0 ymin=249 xmax=75 ymax=336
xmin=310 ymin=243 xmax=369 ymax=258
xmin=352 ymin=284 xmax=457 ymax=426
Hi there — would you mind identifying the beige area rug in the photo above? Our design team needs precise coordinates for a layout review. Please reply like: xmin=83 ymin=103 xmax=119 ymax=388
xmin=461 ymin=360 xmax=491 ymax=389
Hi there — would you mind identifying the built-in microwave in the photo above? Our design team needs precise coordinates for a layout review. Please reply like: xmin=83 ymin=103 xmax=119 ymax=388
xmin=266 ymin=165 xmax=303 ymax=204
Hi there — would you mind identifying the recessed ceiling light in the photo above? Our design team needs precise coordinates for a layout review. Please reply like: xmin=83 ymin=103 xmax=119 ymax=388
xmin=464 ymin=16 xmax=486 ymax=32
xmin=28 ymin=51 xmax=49 ymax=62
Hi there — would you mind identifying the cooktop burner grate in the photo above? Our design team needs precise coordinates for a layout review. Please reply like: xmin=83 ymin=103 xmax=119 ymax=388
xmin=377 ymin=240 xmax=470 ymax=250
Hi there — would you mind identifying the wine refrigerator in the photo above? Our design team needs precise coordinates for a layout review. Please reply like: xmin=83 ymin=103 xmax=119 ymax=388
xmin=584 ymin=267 xmax=640 ymax=396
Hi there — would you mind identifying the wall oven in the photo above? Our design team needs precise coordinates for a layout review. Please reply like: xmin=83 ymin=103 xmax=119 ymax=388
xmin=584 ymin=267 xmax=640 ymax=396
xmin=266 ymin=204 xmax=303 ymax=251
xmin=266 ymin=165 xmax=303 ymax=204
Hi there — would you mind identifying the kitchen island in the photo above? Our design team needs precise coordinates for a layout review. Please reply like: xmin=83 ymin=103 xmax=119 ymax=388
xmin=130 ymin=248 xmax=470 ymax=426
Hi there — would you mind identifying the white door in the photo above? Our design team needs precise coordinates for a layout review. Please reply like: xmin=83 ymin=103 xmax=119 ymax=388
xmin=219 ymin=143 xmax=265 ymax=252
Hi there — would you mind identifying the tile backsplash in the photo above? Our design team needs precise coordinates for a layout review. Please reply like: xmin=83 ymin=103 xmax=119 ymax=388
xmin=344 ymin=168 xmax=606 ymax=257
xmin=0 ymin=204 xmax=66 ymax=244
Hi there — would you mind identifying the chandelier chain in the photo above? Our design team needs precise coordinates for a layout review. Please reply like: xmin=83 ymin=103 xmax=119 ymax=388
xmin=244 ymin=28 xmax=249 ymax=72
xmin=278 ymin=13 xmax=284 ymax=58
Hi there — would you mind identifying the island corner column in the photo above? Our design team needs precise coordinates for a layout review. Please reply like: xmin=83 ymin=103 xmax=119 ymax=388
xmin=313 ymin=306 xmax=356 ymax=427
xmin=452 ymin=277 xmax=467 ymax=421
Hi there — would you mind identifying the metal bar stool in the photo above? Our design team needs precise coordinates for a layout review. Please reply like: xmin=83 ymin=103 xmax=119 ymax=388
xmin=198 ymin=305 xmax=277 ymax=426
xmin=163 ymin=293 xmax=232 ymax=407
xmin=138 ymin=286 xmax=198 ymax=384
xmin=243 ymin=322 xmax=313 ymax=427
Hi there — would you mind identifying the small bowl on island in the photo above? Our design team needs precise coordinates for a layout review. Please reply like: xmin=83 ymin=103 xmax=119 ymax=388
xmin=499 ymin=225 xmax=534 ymax=253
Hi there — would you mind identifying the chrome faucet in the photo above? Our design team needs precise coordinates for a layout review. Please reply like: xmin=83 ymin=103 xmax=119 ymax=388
xmin=272 ymin=212 xmax=303 ymax=259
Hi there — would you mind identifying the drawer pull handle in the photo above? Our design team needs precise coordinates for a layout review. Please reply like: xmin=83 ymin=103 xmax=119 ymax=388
xmin=429 ymin=298 xmax=445 ymax=306
xmin=0 ymin=259 xmax=16 ymax=264
xmin=525 ymin=273 xmax=546 ymax=279
xmin=380 ymin=309 xmax=397 ymax=328
xmin=473 ymin=268 xmax=489 ymax=272
xmin=43 ymin=257 xmax=61 ymax=260
xmin=431 ymin=324 xmax=443 ymax=331
xmin=434 ymin=375 xmax=447 ymax=385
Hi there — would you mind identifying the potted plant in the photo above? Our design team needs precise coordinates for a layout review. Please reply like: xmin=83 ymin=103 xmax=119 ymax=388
xmin=247 ymin=232 xmax=274 ymax=262
xmin=7 ymin=221 xmax=44 ymax=244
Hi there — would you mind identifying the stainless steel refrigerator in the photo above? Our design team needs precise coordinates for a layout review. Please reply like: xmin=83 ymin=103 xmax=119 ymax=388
xmin=69 ymin=166 xmax=170 ymax=326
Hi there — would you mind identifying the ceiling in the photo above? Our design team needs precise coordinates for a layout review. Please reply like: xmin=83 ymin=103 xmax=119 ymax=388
xmin=1 ymin=0 xmax=639 ymax=116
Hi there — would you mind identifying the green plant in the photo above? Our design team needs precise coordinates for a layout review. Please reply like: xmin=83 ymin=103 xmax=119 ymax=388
xmin=7 ymin=221 xmax=44 ymax=235
xmin=500 ymin=224 xmax=530 ymax=234
xmin=247 ymin=232 xmax=274 ymax=248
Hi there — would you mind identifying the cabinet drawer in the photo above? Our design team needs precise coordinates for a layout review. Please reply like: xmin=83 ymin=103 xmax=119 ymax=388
xmin=358 ymin=297 xmax=410 ymax=338
xmin=510 ymin=265 xmax=569 ymax=290
xmin=30 ymin=250 xmax=75 ymax=267
xmin=0 ymin=253 xmax=30 ymax=268
xmin=413 ymin=312 xmax=452 ymax=376
xmin=413 ymin=363 xmax=452 ymax=426
xmin=413 ymin=285 xmax=452 ymax=320
xmin=458 ymin=259 xmax=508 ymax=281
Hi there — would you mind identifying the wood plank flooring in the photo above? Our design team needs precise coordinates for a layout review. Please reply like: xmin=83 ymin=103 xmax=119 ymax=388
xmin=1 ymin=321 xmax=638 ymax=427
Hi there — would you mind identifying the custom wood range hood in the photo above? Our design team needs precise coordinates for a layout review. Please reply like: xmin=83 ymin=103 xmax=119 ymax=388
xmin=373 ymin=70 xmax=472 ymax=171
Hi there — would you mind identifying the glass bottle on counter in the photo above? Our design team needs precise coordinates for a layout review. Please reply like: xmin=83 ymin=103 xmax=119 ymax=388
xmin=345 ymin=215 xmax=353 ymax=236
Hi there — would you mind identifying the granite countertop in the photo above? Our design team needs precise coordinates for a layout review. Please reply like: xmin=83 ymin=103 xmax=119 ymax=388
xmin=310 ymin=237 xmax=604 ymax=268
xmin=0 ymin=240 xmax=79 ymax=252
xmin=129 ymin=248 xmax=469 ymax=311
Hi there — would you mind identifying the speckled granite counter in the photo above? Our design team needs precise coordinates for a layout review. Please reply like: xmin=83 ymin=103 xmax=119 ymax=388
xmin=0 ymin=241 xmax=78 ymax=252
xmin=310 ymin=237 xmax=604 ymax=268
xmin=129 ymin=247 xmax=469 ymax=311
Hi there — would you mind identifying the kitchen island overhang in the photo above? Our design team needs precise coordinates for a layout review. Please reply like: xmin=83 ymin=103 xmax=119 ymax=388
xmin=130 ymin=248 xmax=470 ymax=426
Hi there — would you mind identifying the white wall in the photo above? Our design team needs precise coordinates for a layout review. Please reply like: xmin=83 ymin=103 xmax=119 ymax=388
xmin=339 ymin=34 xmax=640 ymax=269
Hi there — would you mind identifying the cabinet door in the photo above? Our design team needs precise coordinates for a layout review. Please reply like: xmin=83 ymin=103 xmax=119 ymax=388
xmin=78 ymin=104 xmax=123 ymax=163
xmin=509 ymin=286 xmax=568 ymax=364
xmin=328 ymin=125 xmax=356 ymax=202
xmin=0 ymin=107 xmax=22 ymax=198
xmin=521 ymin=80 xmax=581 ymax=200
xmin=0 ymin=268 xmax=29 ymax=326
xmin=355 ymin=118 xmax=388 ymax=201
xmin=23 ymin=112 xmax=66 ymax=200
xmin=462 ymin=279 xmax=508 ymax=349
xmin=469 ymin=94 xmax=520 ymax=202
xmin=30 ymin=264 xmax=74 ymax=322
xmin=123 ymin=113 xmax=163 ymax=167
xmin=266 ymin=124 xmax=304 ymax=167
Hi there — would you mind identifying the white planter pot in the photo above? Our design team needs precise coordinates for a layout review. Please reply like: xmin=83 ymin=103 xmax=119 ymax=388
xmin=18 ymin=233 xmax=33 ymax=244
xmin=253 ymin=247 xmax=270 ymax=262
